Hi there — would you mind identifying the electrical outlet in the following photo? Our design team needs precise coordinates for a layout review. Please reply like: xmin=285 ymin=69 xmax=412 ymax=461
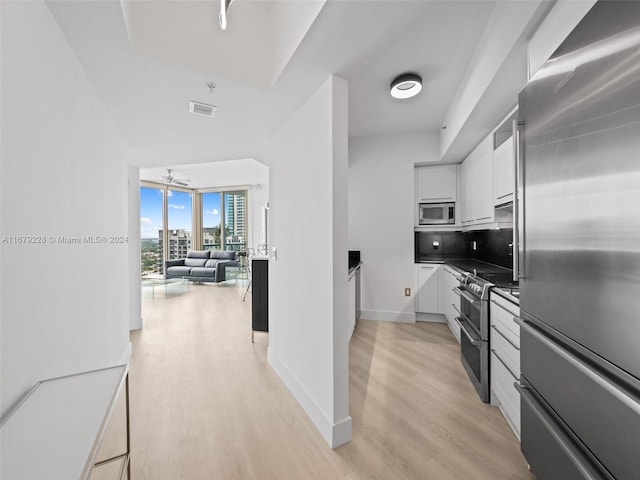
xmin=404 ymin=288 xmax=411 ymax=296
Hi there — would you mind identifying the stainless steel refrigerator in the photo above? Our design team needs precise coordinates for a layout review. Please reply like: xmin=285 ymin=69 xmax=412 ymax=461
xmin=516 ymin=2 xmax=640 ymax=478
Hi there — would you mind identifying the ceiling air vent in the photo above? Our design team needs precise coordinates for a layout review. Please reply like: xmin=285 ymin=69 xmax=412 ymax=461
xmin=189 ymin=101 xmax=217 ymax=117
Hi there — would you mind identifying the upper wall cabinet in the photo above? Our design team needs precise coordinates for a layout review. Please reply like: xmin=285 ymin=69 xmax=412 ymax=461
xmin=493 ymin=136 xmax=515 ymax=206
xmin=415 ymin=165 xmax=457 ymax=203
xmin=460 ymin=136 xmax=494 ymax=225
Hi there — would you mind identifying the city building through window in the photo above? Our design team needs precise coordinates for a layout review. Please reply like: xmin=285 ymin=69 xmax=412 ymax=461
xmin=140 ymin=183 xmax=248 ymax=276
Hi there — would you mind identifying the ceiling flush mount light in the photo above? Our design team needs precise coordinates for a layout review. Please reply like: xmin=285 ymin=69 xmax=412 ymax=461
xmin=219 ymin=0 xmax=234 ymax=30
xmin=390 ymin=73 xmax=423 ymax=99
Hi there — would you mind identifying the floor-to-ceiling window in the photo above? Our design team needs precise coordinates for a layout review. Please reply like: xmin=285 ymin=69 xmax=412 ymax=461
xmin=199 ymin=188 xmax=248 ymax=252
xmin=141 ymin=183 xmax=248 ymax=266
xmin=140 ymin=185 xmax=164 ymax=275
xmin=224 ymin=190 xmax=247 ymax=252
xmin=201 ymin=191 xmax=222 ymax=251
xmin=166 ymin=189 xmax=193 ymax=260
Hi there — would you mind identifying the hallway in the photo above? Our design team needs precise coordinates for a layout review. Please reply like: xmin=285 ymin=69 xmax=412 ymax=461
xmin=129 ymin=282 xmax=533 ymax=479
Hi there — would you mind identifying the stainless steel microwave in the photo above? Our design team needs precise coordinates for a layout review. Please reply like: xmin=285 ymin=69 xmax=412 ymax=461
xmin=419 ymin=202 xmax=455 ymax=225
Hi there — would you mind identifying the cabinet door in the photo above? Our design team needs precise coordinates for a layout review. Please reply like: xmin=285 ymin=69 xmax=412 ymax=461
xmin=416 ymin=165 xmax=457 ymax=203
xmin=475 ymin=136 xmax=494 ymax=223
xmin=416 ymin=264 xmax=440 ymax=313
xmin=460 ymin=136 xmax=494 ymax=225
xmin=460 ymin=147 xmax=478 ymax=223
xmin=490 ymin=291 xmax=521 ymax=438
xmin=494 ymin=136 xmax=515 ymax=205
xmin=442 ymin=267 xmax=461 ymax=342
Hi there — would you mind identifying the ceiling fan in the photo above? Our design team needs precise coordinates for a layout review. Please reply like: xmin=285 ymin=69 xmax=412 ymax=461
xmin=160 ymin=169 xmax=191 ymax=187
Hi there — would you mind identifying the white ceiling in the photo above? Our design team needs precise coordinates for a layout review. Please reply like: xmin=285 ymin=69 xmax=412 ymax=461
xmin=47 ymin=0 xmax=497 ymax=176
xmin=121 ymin=1 xmax=325 ymax=88
xmin=140 ymin=158 xmax=268 ymax=189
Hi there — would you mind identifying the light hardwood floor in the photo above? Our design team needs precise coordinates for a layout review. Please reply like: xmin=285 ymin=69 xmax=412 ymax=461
xmin=129 ymin=282 xmax=535 ymax=480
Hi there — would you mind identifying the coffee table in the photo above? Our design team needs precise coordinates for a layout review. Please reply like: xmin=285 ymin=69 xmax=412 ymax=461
xmin=224 ymin=266 xmax=248 ymax=286
xmin=141 ymin=276 xmax=188 ymax=299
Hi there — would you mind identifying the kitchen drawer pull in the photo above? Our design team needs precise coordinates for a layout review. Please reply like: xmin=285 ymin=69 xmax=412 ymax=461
xmin=490 ymin=298 xmax=519 ymax=318
xmin=491 ymin=348 xmax=519 ymax=380
xmin=490 ymin=324 xmax=520 ymax=350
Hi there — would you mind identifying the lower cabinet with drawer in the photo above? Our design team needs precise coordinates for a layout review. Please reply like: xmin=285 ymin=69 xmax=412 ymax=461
xmin=489 ymin=291 xmax=521 ymax=439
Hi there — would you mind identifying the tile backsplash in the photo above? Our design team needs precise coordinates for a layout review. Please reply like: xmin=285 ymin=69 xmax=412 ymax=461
xmin=415 ymin=229 xmax=514 ymax=269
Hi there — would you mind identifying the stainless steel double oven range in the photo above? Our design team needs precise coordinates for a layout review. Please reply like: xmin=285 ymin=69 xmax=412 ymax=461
xmin=454 ymin=272 xmax=493 ymax=402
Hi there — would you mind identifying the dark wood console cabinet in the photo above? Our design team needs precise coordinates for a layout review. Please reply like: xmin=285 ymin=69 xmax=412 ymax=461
xmin=251 ymin=258 xmax=268 ymax=342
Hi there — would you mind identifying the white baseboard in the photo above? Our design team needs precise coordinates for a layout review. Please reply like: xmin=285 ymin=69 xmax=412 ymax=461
xmin=267 ymin=348 xmax=352 ymax=448
xmin=359 ymin=309 xmax=416 ymax=323
xmin=130 ymin=316 xmax=143 ymax=331
xmin=415 ymin=312 xmax=446 ymax=323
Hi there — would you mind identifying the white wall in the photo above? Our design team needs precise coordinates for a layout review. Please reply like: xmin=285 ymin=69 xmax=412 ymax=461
xmin=527 ymin=0 xmax=596 ymax=78
xmin=248 ymin=183 xmax=269 ymax=251
xmin=348 ymin=131 xmax=439 ymax=323
xmin=128 ymin=166 xmax=142 ymax=330
xmin=267 ymin=76 xmax=351 ymax=448
xmin=0 ymin=1 xmax=130 ymax=415
xmin=440 ymin=1 xmax=551 ymax=163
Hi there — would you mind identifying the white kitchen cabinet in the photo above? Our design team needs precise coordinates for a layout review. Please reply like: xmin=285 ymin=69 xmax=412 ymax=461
xmin=439 ymin=266 xmax=461 ymax=342
xmin=490 ymin=291 xmax=521 ymax=439
xmin=415 ymin=264 xmax=441 ymax=314
xmin=460 ymin=135 xmax=494 ymax=226
xmin=416 ymin=165 xmax=457 ymax=203
xmin=494 ymin=136 xmax=515 ymax=205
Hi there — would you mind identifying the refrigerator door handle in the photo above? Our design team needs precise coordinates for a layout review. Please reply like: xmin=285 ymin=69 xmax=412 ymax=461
xmin=513 ymin=119 xmax=526 ymax=280
xmin=522 ymin=318 xmax=640 ymax=416
xmin=517 ymin=383 xmax=612 ymax=480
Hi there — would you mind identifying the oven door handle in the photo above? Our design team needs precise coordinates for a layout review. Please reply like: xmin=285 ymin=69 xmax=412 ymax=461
xmin=456 ymin=317 xmax=482 ymax=346
xmin=456 ymin=287 xmax=480 ymax=306
xmin=452 ymin=304 xmax=473 ymax=324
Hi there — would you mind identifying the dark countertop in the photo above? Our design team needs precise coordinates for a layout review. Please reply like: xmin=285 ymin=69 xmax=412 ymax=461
xmin=416 ymin=256 xmax=518 ymax=288
xmin=491 ymin=286 xmax=520 ymax=305
xmin=416 ymin=256 xmax=511 ymax=274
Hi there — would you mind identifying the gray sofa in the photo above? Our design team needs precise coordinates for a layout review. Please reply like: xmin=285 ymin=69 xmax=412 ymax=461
xmin=165 ymin=250 xmax=239 ymax=283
